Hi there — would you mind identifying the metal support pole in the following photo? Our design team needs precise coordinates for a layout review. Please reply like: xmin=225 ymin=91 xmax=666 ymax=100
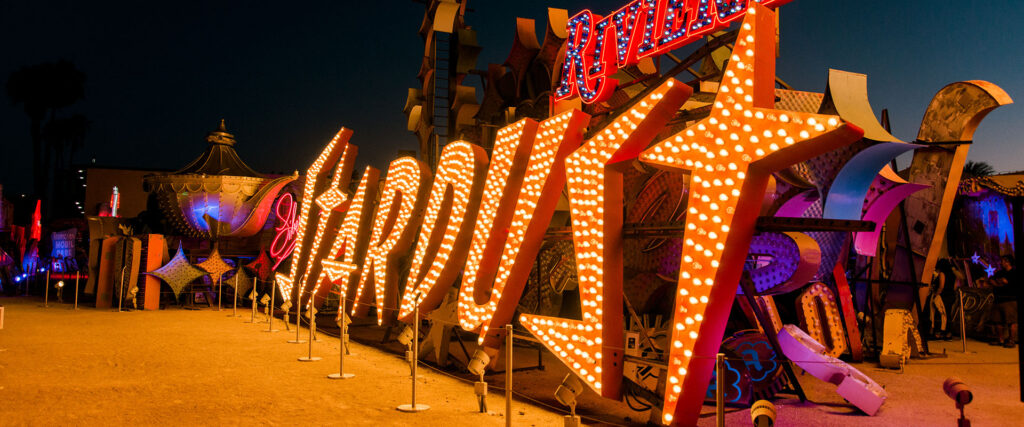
xmin=313 ymin=313 xmax=320 ymax=342
xmin=289 ymin=289 xmax=306 ymax=343
xmin=328 ymin=318 xmax=355 ymax=379
xmin=716 ymin=353 xmax=725 ymax=427
xmin=959 ymin=288 xmax=968 ymax=353
xmin=475 ymin=372 xmax=488 ymax=413
xmin=295 ymin=289 xmax=303 ymax=343
xmin=299 ymin=308 xmax=321 ymax=362
xmin=73 ymin=272 xmax=79 ymax=310
xmin=739 ymin=274 xmax=806 ymax=401
xmin=247 ymin=278 xmax=257 ymax=323
xmin=232 ymin=274 xmax=238 ymax=317
xmin=413 ymin=305 xmax=418 ymax=401
xmin=217 ymin=277 xmax=222 ymax=311
xmin=506 ymin=324 xmax=513 ymax=427
xmin=397 ymin=302 xmax=429 ymax=412
xmin=43 ymin=268 xmax=50 ymax=307
xmin=117 ymin=266 xmax=126 ymax=312
xmin=265 ymin=280 xmax=279 ymax=332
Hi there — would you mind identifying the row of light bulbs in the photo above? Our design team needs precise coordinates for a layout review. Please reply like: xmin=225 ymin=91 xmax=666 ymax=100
xmin=278 ymin=129 xmax=352 ymax=302
xmin=274 ymin=5 xmax=857 ymax=426
xmin=798 ymin=282 xmax=848 ymax=358
xmin=312 ymin=165 xmax=379 ymax=312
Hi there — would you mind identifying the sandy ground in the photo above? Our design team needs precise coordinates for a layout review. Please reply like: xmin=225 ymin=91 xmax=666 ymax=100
xmin=0 ymin=297 xmax=562 ymax=426
xmin=2 ymin=296 xmax=1022 ymax=426
xmin=700 ymin=338 xmax=1024 ymax=426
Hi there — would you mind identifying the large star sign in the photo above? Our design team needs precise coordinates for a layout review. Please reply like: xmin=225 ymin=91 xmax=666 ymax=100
xmin=637 ymin=4 xmax=863 ymax=425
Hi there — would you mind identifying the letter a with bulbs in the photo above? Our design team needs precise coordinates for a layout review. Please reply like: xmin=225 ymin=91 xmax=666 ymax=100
xmin=638 ymin=4 xmax=863 ymax=425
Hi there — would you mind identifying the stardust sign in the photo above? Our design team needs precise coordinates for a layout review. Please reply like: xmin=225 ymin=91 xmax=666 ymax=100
xmin=555 ymin=0 xmax=792 ymax=104
xmin=280 ymin=4 xmax=860 ymax=426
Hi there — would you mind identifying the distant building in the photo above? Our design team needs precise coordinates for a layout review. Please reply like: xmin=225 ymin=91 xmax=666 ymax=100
xmin=82 ymin=166 xmax=170 ymax=218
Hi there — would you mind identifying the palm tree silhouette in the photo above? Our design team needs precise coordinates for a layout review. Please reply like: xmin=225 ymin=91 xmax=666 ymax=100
xmin=44 ymin=114 xmax=91 ymax=171
xmin=6 ymin=60 xmax=86 ymax=204
xmin=963 ymin=160 xmax=996 ymax=179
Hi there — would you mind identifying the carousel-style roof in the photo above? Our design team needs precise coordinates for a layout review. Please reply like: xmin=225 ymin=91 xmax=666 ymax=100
xmin=174 ymin=119 xmax=263 ymax=178
xmin=144 ymin=120 xmax=297 ymax=239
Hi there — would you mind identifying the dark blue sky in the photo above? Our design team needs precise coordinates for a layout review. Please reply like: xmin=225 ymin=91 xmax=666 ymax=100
xmin=1 ymin=0 xmax=1020 ymax=196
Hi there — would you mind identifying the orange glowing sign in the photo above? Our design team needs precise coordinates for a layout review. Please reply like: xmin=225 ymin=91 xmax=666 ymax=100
xmin=457 ymin=111 xmax=590 ymax=350
xmin=456 ymin=119 xmax=539 ymax=332
xmin=351 ymin=157 xmax=431 ymax=325
xmin=555 ymin=0 xmax=795 ymax=104
xmin=398 ymin=141 xmax=489 ymax=321
xmin=272 ymin=6 xmax=869 ymax=426
xmin=317 ymin=166 xmax=380 ymax=312
xmin=520 ymin=79 xmax=693 ymax=398
xmin=276 ymin=128 xmax=352 ymax=303
xmin=296 ymin=143 xmax=357 ymax=307
xmin=636 ymin=5 xmax=862 ymax=424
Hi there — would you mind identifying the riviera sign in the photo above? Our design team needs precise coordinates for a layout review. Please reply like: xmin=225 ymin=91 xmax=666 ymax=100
xmin=554 ymin=0 xmax=792 ymax=104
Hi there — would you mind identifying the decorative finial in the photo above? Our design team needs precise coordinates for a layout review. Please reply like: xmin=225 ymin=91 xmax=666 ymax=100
xmin=206 ymin=118 xmax=236 ymax=146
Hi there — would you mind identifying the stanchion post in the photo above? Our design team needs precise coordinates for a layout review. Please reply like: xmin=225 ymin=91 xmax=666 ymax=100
xmin=232 ymin=274 xmax=238 ymax=317
xmin=117 ymin=266 xmax=126 ymax=312
xmin=43 ymin=268 xmax=50 ymax=307
xmin=73 ymin=272 xmax=80 ymax=310
xmin=289 ymin=288 xmax=306 ymax=343
xmin=716 ymin=353 xmax=725 ymax=427
xmin=959 ymin=288 xmax=968 ymax=353
xmin=295 ymin=289 xmax=302 ymax=342
xmin=288 ymin=302 xmax=306 ymax=343
xmin=247 ymin=277 xmax=257 ymax=323
xmin=413 ymin=304 xmax=418 ymax=402
xmin=506 ymin=324 xmax=513 ymax=427
xmin=265 ymin=279 xmax=279 ymax=332
xmin=299 ymin=305 xmax=321 ymax=362
xmin=250 ymin=276 xmax=256 ymax=319
xmin=397 ymin=300 xmax=429 ymax=412
xmin=328 ymin=316 xmax=354 ymax=379
xmin=313 ymin=311 xmax=320 ymax=341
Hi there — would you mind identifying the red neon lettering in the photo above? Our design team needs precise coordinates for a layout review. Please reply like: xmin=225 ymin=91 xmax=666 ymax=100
xmin=556 ymin=0 xmax=794 ymax=104
xmin=553 ymin=10 xmax=617 ymax=103
xmin=650 ymin=0 xmax=689 ymax=52
xmin=599 ymin=1 xmax=640 ymax=67
xmin=269 ymin=192 xmax=298 ymax=270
